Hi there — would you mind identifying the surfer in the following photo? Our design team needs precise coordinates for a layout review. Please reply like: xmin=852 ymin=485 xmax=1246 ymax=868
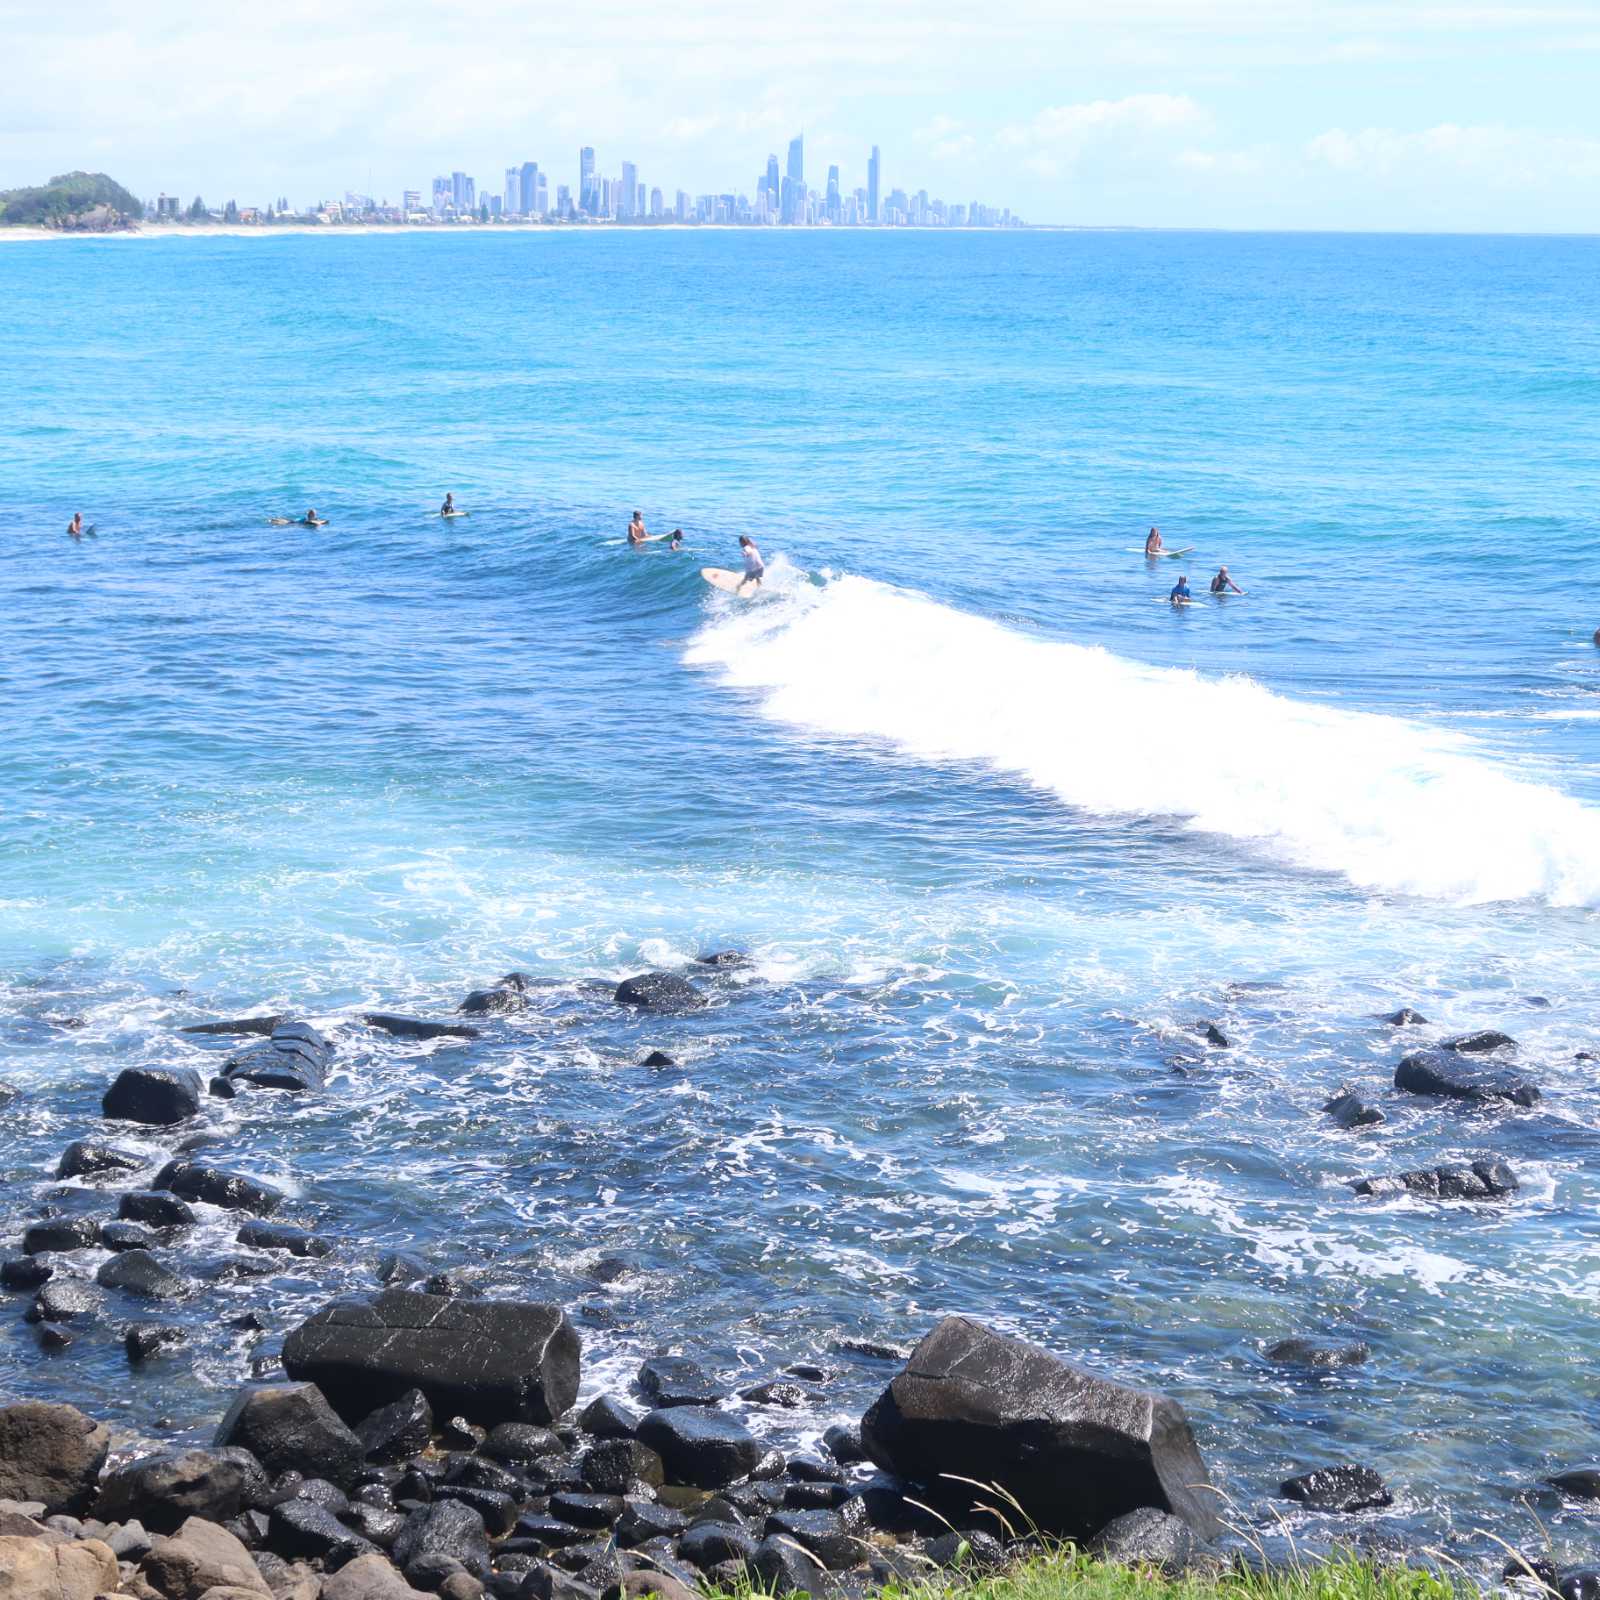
xmin=441 ymin=493 xmax=457 ymax=517
xmin=668 ymin=529 xmax=684 ymax=551
xmin=1169 ymin=575 xmax=1192 ymax=604
xmin=1209 ymin=565 xmax=1244 ymax=594
xmin=67 ymin=512 xmax=84 ymax=542
xmin=736 ymin=535 xmax=765 ymax=593
xmin=1145 ymin=527 xmax=1163 ymax=556
xmin=627 ymin=511 xmax=648 ymax=546
xmin=300 ymin=509 xmax=327 ymax=528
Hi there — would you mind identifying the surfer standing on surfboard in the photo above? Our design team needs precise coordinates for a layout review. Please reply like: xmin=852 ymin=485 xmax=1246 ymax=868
xmin=1145 ymin=527 xmax=1163 ymax=555
xmin=628 ymin=511 xmax=649 ymax=546
xmin=736 ymin=535 xmax=765 ymax=593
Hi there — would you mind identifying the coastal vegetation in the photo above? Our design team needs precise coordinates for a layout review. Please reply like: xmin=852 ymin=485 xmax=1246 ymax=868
xmin=0 ymin=170 xmax=141 ymax=228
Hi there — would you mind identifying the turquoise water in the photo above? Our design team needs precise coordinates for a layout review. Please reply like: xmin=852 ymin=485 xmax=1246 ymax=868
xmin=2 ymin=229 xmax=1599 ymax=1561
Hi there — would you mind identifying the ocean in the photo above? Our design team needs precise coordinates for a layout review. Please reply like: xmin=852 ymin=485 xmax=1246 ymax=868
xmin=1 ymin=227 xmax=1598 ymax=1563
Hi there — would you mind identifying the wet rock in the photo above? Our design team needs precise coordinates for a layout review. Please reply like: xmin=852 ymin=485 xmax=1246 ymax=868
xmin=1280 ymin=1464 xmax=1393 ymax=1513
xmin=36 ymin=1325 xmax=73 ymax=1351
xmin=155 ymin=1161 xmax=285 ymax=1214
xmin=784 ymin=1482 xmax=846 ymax=1512
xmin=210 ymin=1075 xmax=239 ymax=1099
xmin=285 ymin=1291 xmax=580 ymax=1428
xmin=142 ymin=1513 xmax=271 ymax=1597
xmin=741 ymin=1381 xmax=808 ymax=1408
xmin=1087 ymin=1507 xmax=1199 ymax=1572
xmin=103 ymin=1066 xmax=204 ymax=1125
xmin=637 ymin=1355 xmax=720 ymax=1408
xmin=483 ymin=1422 xmax=563 ymax=1464
xmin=96 ymin=1448 xmax=250 ymax=1533
xmin=357 ymin=1389 xmax=434 ymax=1466
xmin=101 ymin=1219 xmax=158 ymax=1252
xmin=923 ymin=1529 xmax=1007 ymax=1571
xmin=27 ymin=1280 xmax=98 ymax=1323
xmin=224 ymin=1022 xmax=333 ymax=1093
xmin=1394 ymin=1050 xmax=1539 ymax=1107
xmin=1352 ymin=1160 xmax=1518 ymax=1201
xmin=0 ymin=1534 xmax=117 ymax=1599
xmin=0 ymin=1400 xmax=110 ymax=1514
xmin=55 ymin=1139 xmax=144 ymax=1181
xmin=1197 ymin=1023 xmax=1231 ymax=1048
xmin=697 ymin=950 xmax=752 ymax=968
xmin=216 ymin=1383 xmax=367 ymax=1488
xmin=1548 ymin=1468 xmax=1600 ymax=1499
xmin=860 ymin=1315 xmax=1221 ymax=1541
xmin=238 ymin=1221 xmax=334 ymax=1259
xmin=750 ymin=1533 xmax=829 ymax=1596
xmin=820 ymin=1425 xmax=865 ymax=1466
xmin=640 ymin=1052 xmax=676 ymax=1068
xmin=392 ymin=1499 xmax=491 ymax=1578
xmin=120 ymin=1191 xmax=198 ymax=1229
xmin=1440 ymin=1030 xmax=1516 ymax=1054
xmin=834 ymin=1338 xmax=912 ymax=1363
xmin=182 ymin=1015 xmax=287 ymax=1037
xmin=21 ymin=1216 xmax=101 ymax=1254
xmin=1380 ymin=1008 xmax=1428 ymax=1026
xmin=764 ymin=1508 xmax=860 ymax=1570
xmin=549 ymin=1491 xmax=623 ymax=1529
xmin=1 ymin=1256 xmax=52 ymax=1291
xmin=1264 ymin=1339 xmax=1371 ymax=1369
xmin=458 ymin=975 xmax=532 ymax=1017
xmin=582 ymin=1440 xmax=664 ymax=1494
xmin=636 ymin=1408 xmax=761 ymax=1490
xmin=97 ymin=1248 xmax=188 ymax=1299
xmin=434 ymin=1483 xmax=518 ymax=1534
xmin=269 ymin=1497 xmax=378 ymax=1566
xmin=127 ymin=1324 xmax=190 ymax=1362
xmin=615 ymin=1501 xmax=688 ymax=1547
xmin=1323 ymin=1090 xmax=1384 ymax=1130
xmin=440 ymin=1417 xmax=486 ymax=1451
xmin=1560 ymin=1573 xmax=1600 ymax=1600
xmin=613 ymin=974 xmax=706 ymax=1014
xmin=363 ymin=1014 xmax=481 ymax=1041
xmin=678 ymin=1520 xmax=758 ymax=1570
xmin=376 ymin=1252 xmax=428 ymax=1287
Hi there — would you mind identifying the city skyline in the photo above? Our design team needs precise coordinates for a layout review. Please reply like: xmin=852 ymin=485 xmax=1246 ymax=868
xmin=146 ymin=135 xmax=1023 ymax=230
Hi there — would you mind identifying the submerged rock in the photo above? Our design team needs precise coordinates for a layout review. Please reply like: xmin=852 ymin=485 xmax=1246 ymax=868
xmin=154 ymin=1160 xmax=284 ymax=1215
xmin=457 ymin=973 xmax=532 ymax=1016
xmin=363 ymin=1013 xmax=481 ymax=1041
xmin=860 ymin=1315 xmax=1221 ymax=1540
xmin=127 ymin=1324 xmax=189 ymax=1362
xmin=120 ymin=1191 xmax=198 ymax=1229
xmin=102 ymin=1066 xmax=204 ymax=1125
xmin=96 ymin=1248 xmax=187 ymax=1299
xmin=282 ymin=1289 xmax=580 ymax=1426
xmin=1351 ymin=1160 xmax=1518 ymax=1201
xmin=613 ymin=973 xmax=707 ymax=1013
xmin=21 ymin=1216 xmax=101 ymax=1254
xmin=1323 ymin=1090 xmax=1384 ymax=1129
xmin=1380 ymin=1007 xmax=1428 ymax=1026
xmin=223 ymin=1022 xmax=333 ymax=1093
xmin=1280 ymin=1463 xmax=1393 ymax=1513
xmin=237 ymin=1220 xmax=334 ymax=1258
xmin=1264 ymin=1338 xmax=1371 ymax=1369
xmin=696 ymin=951 xmax=752 ymax=968
xmin=1548 ymin=1468 xmax=1600 ymax=1500
xmin=55 ymin=1139 xmax=144 ymax=1181
xmin=1394 ymin=1050 xmax=1539 ymax=1107
xmin=1439 ymin=1029 xmax=1516 ymax=1054
xmin=182 ymin=1015 xmax=286 ymax=1036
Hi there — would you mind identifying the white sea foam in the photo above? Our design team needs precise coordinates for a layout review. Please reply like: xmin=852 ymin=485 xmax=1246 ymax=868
xmin=686 ymin=569 xmax=1600 ymax=907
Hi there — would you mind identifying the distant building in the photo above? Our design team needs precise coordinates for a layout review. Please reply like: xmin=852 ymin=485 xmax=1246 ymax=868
xmin=505 ymin=168 xmax=520 ymax=215
xmin=432 ymin=176 xmax=453 ymax=213
xmin=402 ymin=190 xmax=422 ymax=213
xmin=535 ymin=173 xmax=548 ymax=214
xmin=650 ymin=186 xmax=663 ymax=218
xmin=579 ymin=147 xmax=597 ymax=214
xmin=868 ymin=146 xmax=880 ymax=222
xmin=765 ymin=153 xmax=780 ymax=214
xmin=675 ymin=190 xmax=690 ymax=221
xmin=784 ymin=135 xmax=804 ymax=223
xmin=155 ymin=193 xmax=180 ymax=219
xmin=826 ymin=164 xmax=840 ymax=223
xmin=620 ymin=161 xmax=637 ymax=219
xmin=520 ymin=161 xmax=539 ymax=216
xmin=555 ymin=184 xmax=572 ymax=217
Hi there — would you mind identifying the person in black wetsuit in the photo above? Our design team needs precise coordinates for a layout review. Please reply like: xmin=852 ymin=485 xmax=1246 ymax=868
xmin=1210 ymin=565 xmax=1244 ymax=594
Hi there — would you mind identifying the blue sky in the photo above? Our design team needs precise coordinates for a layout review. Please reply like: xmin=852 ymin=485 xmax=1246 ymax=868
xmin=7 ymin=0 xmax=1600 ymax=229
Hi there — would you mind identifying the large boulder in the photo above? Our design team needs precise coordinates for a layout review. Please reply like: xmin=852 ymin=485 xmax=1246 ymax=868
xmin=55 ymin=1140 xmax=145 ymax=1181
xmin=215 ymin=1383 xmax=366 ymax=1488
xmin=457 ymin=974 xmax=532 ymax=1016
xmin=860 ymin=1316 xmax=1221 ymax=1541
xmin=1394 ymin=1051 xmax=1539 ymax=1107
xmin=21 ymin=1217 xmax=101 ymax=1255
xmin=1351 ymin=1161 xmax=1518 ymax=1201
xmin=96 ymin=1248 xmax=188 ymax=1299
xmin=154 ymin=1161 xmax=284 ymax=1215
xmin=282 ymin=1290 xmax=580 ymax=1426
xmin=0 ymin=1401 xmax=110 ymax=1513
xmin=103 ymin=1066 xmax=204 ymax=1125
xmin=391 ymin=1499 xmax=491 ymax=1578
xmin=141 ymin=1515 xmax=271 ymax=1598
xmin=120 ymin=1191 xmax=198 ymax=1229
xmin=96 ymin=1448 xmax=250 ymax=1533
xmin=613 ymin=973 xmax=706 ymax=1013
xmin=222 ymin=1023 xmax=333 ymax=1093
xmin=635 ymin=1407 xmax=762 ymax=1489
xmin=0 ymin=1534 xmax=117 ymax=1600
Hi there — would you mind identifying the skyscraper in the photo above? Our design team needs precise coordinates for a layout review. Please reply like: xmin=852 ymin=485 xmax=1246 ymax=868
xmin=826 ymin=164 xmax=840 ymax=223
xmin=620 ymin=161 xmax=638 ymax=219
xmin=579 ymin=147 xmax=596 ymax=214
xmin=868 ymin=146 xmax=880 ymax=223
xmin=520 ymin=161 xmax=539 ymax=216
xmin=505 ymin=168 xmax=519 ymax=216
xmin=432 ymin=176 xmax=452 ymax=212
xmin=765 ymin=154 xmax=780 ymax=213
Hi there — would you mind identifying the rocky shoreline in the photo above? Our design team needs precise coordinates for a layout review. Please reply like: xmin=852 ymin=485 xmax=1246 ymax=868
xmin=2 ymin=967 xmax=1596 ymax=1598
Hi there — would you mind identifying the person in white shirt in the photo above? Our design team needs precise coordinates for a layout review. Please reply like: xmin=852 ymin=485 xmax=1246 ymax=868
xmin=737 ymin=535 xmax=765 ymax=592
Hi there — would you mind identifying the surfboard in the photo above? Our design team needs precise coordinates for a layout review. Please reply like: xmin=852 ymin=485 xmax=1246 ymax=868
xmin=441 ymin=510 xmax=469 ymax=519
xmin=702 ymin=567 xmax=756 ymax=595
xmin=267 ymin=517 xmax=293 ymax=526
xmin=1130 ymin=546 xmax=1195 ymax=558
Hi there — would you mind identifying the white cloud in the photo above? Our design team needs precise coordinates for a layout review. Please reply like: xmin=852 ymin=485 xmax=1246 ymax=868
xmin=1307 ymin=122 xmax=1600 ymax=186
xmin=996 ymin=94 xmax=1209 ymax=171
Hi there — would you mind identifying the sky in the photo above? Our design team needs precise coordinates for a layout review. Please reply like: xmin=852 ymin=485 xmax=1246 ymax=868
xmin=7 ymin=0 xmax=1600 ymax=231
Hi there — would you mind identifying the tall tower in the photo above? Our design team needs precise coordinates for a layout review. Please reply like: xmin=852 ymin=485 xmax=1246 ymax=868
xmin=868 ymin=146 xmax=880 ymax=223
xmin=826 ymin=164 xmax=840 ymax=223
xmin=620 ymin=162 xmax=638 ymax=219
xmin=520 ymin=161 xmax=539 ymax=215
xmin=505 ymin=168 xmax=520 ymax=215
xmin=765 ymin=153 xmax=780 ymax=212
xmin=579 ymin=147 xmax=596 ymax=213
xmin=784 ymin=136 xmax=804 ymax=223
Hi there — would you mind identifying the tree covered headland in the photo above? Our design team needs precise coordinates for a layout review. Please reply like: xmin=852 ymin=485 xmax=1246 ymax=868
xmin=0 ymin=171 xmax=143 ymax=227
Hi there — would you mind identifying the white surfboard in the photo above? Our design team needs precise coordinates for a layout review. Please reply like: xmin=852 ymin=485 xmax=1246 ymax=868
xmin=1128 ymin=545 xmax=1196 ymax=558
xmin=702 ymin=567 xmax=756 ymax=595
xmin=441 ymin=510 xmax=469 ymax=519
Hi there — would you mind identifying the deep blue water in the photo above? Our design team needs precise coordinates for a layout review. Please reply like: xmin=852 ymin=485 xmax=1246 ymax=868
xmin=2 ymin=228 xmax=1599 ymax=1565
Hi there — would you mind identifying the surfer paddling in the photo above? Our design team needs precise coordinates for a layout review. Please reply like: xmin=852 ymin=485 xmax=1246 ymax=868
xmin=1209 ymin=565 xmax=1244 ymax=594
xmin=1169 ymin=575 xmax=1192 ymax=605
xmin=627 ymin=511 xmax=649 ymax=546
xmin=736 ymin=535 xmax=765 ymax=593
xmin=300 ymin=509 xmax=327 ymax=527
xmin=1145 ymin=527 xmax=1163 ymax=556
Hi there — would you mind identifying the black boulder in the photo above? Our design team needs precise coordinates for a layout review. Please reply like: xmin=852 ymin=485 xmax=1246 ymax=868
xmin=102 ymin=1066 xmax=204 ymax=1125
